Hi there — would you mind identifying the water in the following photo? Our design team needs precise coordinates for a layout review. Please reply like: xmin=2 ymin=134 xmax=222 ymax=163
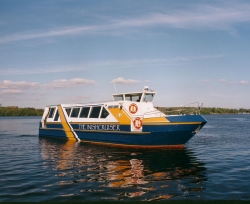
xmin=0 ymin=115 xmax=250 ymax=201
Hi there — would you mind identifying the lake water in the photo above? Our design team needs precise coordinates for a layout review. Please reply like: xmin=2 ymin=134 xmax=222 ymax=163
xmin=0 ymin=115 xmax=250 ymax=201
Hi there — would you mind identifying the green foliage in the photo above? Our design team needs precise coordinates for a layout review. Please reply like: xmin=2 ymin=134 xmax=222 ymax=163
xmin=0 ymin=107 xmax=44 ymax=116
xmin=155 ymin=107 xmax=250 ymax=115
xmin=0 ymin=106 xmax=249 ymax=116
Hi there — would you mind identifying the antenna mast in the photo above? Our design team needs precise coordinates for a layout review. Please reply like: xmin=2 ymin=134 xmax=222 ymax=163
xmin=113 ymin=82 xmax=117 ymax=94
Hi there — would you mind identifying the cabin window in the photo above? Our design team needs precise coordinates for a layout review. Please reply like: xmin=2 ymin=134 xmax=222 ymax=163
xmin=54 ymin=110 xmax=60 ymax=121
xmin=89 ymin=106 xmax=101 ymax=118
xmin=113 ymin=95 xmax=124 ymax=101
xmin=65 ymin=108 xmax=71 ymax=117
xmin=125 ymin=93 xmax=142 ymax=102
xmin=143 ymin=93 xmax=155 ymax=102
xmin=48 ymin=107 xmax=55 ymax=118
xmin=100 ymin=107 xmax=109 ymax=118
xmin=79 ymin=107 xmax=90 ymax=118
xmin=70 ymin=108 xmax=80 ymax=117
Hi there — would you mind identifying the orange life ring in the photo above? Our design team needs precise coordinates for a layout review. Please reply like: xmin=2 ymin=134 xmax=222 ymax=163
xmin=129 ymin=103 xmax=138 ymax=114
xmin=133 ymin=117 xmax=142 ymax=129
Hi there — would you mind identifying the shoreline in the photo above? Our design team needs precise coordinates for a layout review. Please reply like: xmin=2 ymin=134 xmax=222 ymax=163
xmin=0 ymin=106 xmax=249 ymax=116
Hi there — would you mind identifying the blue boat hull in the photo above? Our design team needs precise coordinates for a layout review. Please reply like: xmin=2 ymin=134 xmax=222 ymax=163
xmin=39 ymin=115 xmax=207 ymax=147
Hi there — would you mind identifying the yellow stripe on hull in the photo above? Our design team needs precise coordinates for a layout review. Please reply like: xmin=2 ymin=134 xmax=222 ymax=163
xmin=57 ymin=105 xmax=77 ymax=141
xmin=142 ymin=117 xmax=170 ymax=124
xmin=143 ymin=122 xmax=202 ymax=125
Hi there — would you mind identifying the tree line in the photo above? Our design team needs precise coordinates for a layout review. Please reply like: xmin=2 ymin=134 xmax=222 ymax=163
xmin=0 ymin=106 xmax=44 ymax=116
xmin=156 ymin=107 xmax=250 ymax=115
xmin=0 ymin=106 xmax=249 ymax=116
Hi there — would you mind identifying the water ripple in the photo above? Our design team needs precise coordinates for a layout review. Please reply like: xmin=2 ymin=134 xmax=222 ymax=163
xmin=0 ymin=115 xmax=250 ymax=201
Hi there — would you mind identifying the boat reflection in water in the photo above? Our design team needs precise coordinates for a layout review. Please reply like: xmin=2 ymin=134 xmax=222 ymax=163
xmin=39 ymin=137 xmax=207 ymax=201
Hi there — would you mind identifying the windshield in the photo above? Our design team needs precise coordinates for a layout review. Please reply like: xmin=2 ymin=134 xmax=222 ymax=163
xmin=143 ymin=93 xmax=155 ymax=102
xmin=113 ymin=94 xmax=124 ymax=101
xmin=125 ymin=93 xmax=142 ymax=102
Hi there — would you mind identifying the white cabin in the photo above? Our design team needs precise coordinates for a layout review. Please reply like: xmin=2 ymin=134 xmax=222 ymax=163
xmin=41 ymin=86 xmax=165 ymax=129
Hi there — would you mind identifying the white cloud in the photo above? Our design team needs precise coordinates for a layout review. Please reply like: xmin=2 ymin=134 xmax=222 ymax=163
xmin=0 ymin=89 xmax=23 ymax=98
xmin=44 ymin=78 xmax=97 ymax=89
xmin=202 ymin=79 xmax=213 ymax=82
xmin=111 ymin=77 xmax=140 ymax=85
xmin=239 ymin=80 xmax=249 ymax=85
xmin=1 ymin=2 xmax=250 ymax=43
xmin=1 ymin=90 xmax=23 ymax=94
xmin=115 ymin=3 xmax=250 ymax=35
xmin=219 ymin=79 xmax=227 ymax=83
xmin=1 ymin=66 xmax=86 ymax=76
xmin=0 ymin=80 xmax=40 ymax=89
xmin=0 ymin=90 xmax=23 ymax=100
xmin=1 ymin=56 xmax=225 ymax=76
xmin=62 ymin=95 xmax=91 ymax=103
xmin=0 ymin=25 xmax=100 ymax=44
xmin=219 ymin=79 xmax=249 ymax=85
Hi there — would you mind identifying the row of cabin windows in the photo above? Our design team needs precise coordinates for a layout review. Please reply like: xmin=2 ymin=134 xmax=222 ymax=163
xmin=65 ymin=106 xmax=109 ymax=119
xmin=47 ymin=106 xmax=109 ymax=120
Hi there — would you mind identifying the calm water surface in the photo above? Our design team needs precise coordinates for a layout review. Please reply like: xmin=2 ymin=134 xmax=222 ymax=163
xmin=0 ymin=115 xmax=250 ymax=201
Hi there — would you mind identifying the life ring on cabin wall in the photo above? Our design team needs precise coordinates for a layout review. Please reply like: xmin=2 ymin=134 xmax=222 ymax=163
xmin=133 ymin=117 xmax=142 ymax=129
xmin=129 ymin=103 xmax=138 ymax=114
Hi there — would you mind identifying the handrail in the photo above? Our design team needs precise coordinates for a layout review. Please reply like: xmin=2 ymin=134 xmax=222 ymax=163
xmin=143 ymin=109 xmax=166 ymax=118
xmin=156 ymin=102 xmax=203 ymax=116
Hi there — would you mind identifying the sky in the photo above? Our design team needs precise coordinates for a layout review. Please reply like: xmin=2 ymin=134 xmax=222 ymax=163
xmin=0 ymin=0 xmax=250 ymax=109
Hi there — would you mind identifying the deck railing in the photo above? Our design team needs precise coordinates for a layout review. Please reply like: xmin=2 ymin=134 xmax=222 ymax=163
xmin=155 ymin=102 xmax=203 ymax=116
xmin=143 ymin=109 xmax=166 ymax=118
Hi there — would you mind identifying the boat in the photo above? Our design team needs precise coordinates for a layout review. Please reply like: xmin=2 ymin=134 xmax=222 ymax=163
xmin=39 ymin=86 xmax=207 ymax=148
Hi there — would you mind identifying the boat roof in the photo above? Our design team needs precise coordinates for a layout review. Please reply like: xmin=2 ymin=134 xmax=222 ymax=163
xmin=112 ymin=86 xmax=156 ymax=96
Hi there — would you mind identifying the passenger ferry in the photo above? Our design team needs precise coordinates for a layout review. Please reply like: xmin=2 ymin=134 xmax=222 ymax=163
xmin=39 ymin=86 xmax=207 ymax=148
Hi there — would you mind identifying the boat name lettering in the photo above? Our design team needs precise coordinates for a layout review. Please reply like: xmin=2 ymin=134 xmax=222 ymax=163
xmin=78 ymin=124 xmax=120 ymax=131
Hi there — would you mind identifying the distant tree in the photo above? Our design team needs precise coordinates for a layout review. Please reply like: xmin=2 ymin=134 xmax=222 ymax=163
xmin=155 ymin=106 xmax=250 ymax=115
xmin=0 ymin=107 xmax=44 ymax=116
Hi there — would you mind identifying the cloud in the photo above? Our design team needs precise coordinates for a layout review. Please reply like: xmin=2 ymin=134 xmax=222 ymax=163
xmin=62 ymin=95 xmax=91 ymax=103
xmin=202 ymin=79 xmax=213 ymax=82
xmin=1 ymin=55 xmax=225 ymax=76
xmin=0 ymin=25 xmax=101 ymax=44
xmin=239 ymin=80 xmax=249 ymax=85
xmin=44 ymin=78 xmax=97 ymax=89
xmin=1 ymin=66 xmax=86 ymax=76
xmin=219 ymin=79 xmax=249 ymax=85
xmin=1 ymin=2 xmax=250 ymax=43
xmin=111 ymin=77 xmax=140 ymax=85
xmin=115 ymin=2 xmax=250 ymax=35
xmin=3 ymin=89 xmax=23 ymax=94
xmin=219 ymin=79 xmax=227 ymax=83
xmin=1 ymin=90 xmax=23 ymax=94
xmin=0 ymin=80 xmax=40 ymax=89
xmin=0 ymin=90 xmax=23 ymax=100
